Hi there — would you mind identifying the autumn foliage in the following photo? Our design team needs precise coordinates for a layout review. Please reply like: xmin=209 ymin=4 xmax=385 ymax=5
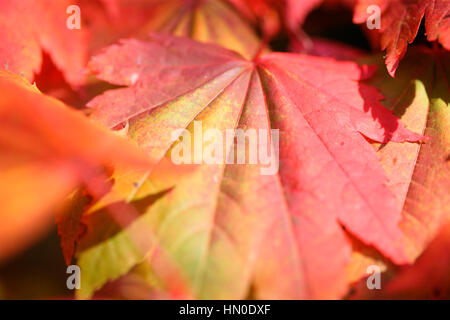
xmin=0 ymin=0 xmax=448 ymax=300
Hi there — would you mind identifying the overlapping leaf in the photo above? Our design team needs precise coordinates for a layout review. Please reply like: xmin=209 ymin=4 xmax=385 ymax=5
xmin=353 ymin=0 xmax=450 ymax=76
xmin=77 ymin=34 xmax=425 ymax=299
xmin=0 ymin=70 xmax=152 ymax=263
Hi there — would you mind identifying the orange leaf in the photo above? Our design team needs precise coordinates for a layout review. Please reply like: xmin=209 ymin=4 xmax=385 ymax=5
xmin=0 ymin=70 xmax=151 ymax=263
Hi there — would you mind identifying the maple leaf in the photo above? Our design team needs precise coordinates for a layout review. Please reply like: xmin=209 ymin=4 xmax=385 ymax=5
xmin=353 ymin=0 xmax=450 ymax=76
xmin=81 ymin=0 xmax=261 ymax=59
xmin=77 ymin=34 xmax=425 ymax=299
xmin=0 ymin=70 xmax=152 ymax=264
xmin=0 ymin=0 xmax=87 ymax=86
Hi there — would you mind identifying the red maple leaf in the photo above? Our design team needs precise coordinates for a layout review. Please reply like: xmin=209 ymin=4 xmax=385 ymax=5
xmin=78 ymin=34 xmax=425 ymax=299
xmin=0 ymin=0 xmax=87 ymax=86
